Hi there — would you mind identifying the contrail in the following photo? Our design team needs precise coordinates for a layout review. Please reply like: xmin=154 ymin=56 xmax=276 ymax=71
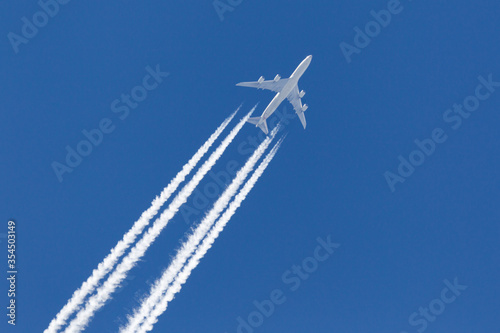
xmin=64 ymin=108 xmax=255 ymax=333
xmin=44 ymin=108 xmax=238 ymax=333
xmin=121 ymin=125 xmax=281 ymax=333
xmin=140 ymin=137 xmax=284 ymax=333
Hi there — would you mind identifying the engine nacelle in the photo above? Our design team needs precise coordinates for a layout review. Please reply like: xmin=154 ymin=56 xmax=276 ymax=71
xmin=258 ymin=76 xmax=265 ymax=84
xmin=274 ymin=74 xmax=281 ymax=82
xmin=302 ymin=104 xmax=308 ymax=112
xmin=299 ymin=90 xmax=306 ymax=98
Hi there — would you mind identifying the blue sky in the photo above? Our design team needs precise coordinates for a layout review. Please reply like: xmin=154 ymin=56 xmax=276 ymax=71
xmin=1 ymin=0 xmax=499 ymax=332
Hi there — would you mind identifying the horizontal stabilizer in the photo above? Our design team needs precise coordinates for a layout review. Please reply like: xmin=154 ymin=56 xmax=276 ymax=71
xmin=246 ymin=117 xmax=269 ymax=135
xmin=258 ymin=120 xmax=269 ymax=135
xmin=247 ymin=117 xmax=261 ymax=125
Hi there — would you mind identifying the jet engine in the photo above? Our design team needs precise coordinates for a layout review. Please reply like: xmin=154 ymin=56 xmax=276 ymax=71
xmin=302 ymin=104 xmax=308 ymax=112
xmin=274 ymin=74 xmax=281 ymax=82
xmin=299 ymin=90 xmax=306 ymax=98
xmin=258 ymin=76 xmax=265 ymax=84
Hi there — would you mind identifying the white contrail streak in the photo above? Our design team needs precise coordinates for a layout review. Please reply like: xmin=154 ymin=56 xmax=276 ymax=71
xmin=44 ymin=109 xmax=238 ymax=333
xmin=140 ymin=137 xmax=284 ymax=333
xmin=64 ymin=108 xmax=255 ymax=333
xmin=121 ymin=125 xmax=280 ymax=333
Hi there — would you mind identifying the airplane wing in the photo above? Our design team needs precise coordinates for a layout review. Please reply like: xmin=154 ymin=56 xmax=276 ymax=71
xmin=287 ymin=86 xmax=307 ymax=129
xmin=236 ymin=78 xmax=289 ymax=93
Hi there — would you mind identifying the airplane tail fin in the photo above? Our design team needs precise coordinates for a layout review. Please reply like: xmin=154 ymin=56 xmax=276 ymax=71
xmin=246 ymin=117 xmax=269 ymax=135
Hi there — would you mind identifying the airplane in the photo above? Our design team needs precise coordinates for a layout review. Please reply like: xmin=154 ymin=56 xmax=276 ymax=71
xmin=236 ymin=55 xmax=312 ymax=134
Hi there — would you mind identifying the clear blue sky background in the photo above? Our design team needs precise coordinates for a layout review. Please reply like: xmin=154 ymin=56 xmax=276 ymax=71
xmin=1 ymin=0 xmax=499 ymax=332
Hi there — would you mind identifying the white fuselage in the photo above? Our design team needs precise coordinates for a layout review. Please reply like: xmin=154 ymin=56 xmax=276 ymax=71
xmin=258 ymin=55 xmax=312 ymax=124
